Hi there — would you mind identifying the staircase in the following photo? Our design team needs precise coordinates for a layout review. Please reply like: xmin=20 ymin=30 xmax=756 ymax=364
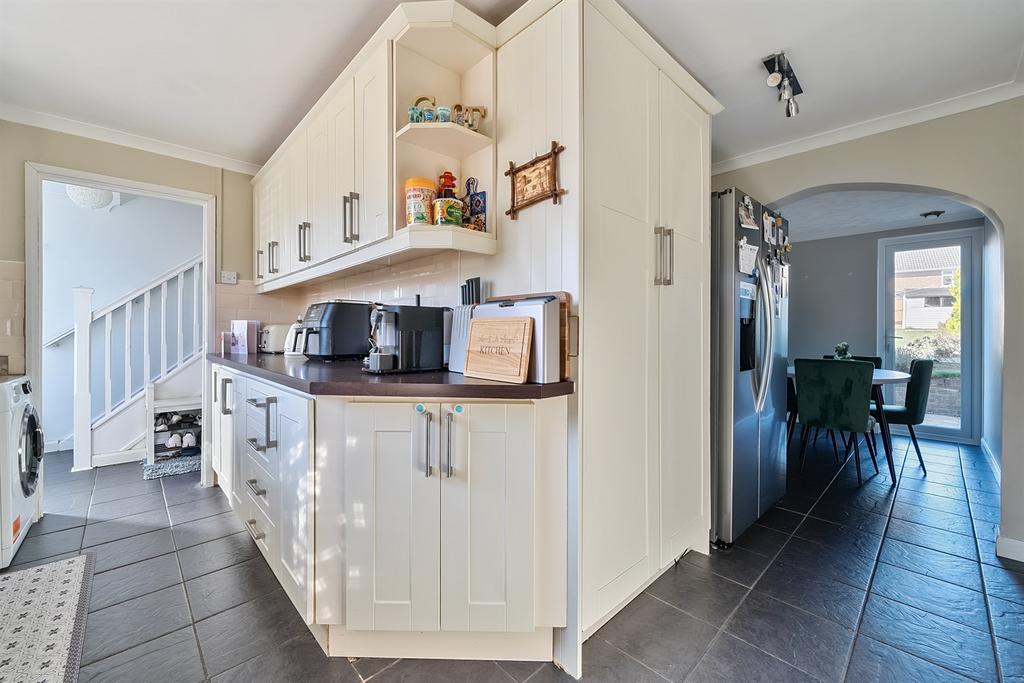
xmin=43 ymin=257 xmax=205 ymax=469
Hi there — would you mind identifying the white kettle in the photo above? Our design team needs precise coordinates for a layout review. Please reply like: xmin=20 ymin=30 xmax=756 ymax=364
xmin=284 ymin=321 xmax=307 ymax=357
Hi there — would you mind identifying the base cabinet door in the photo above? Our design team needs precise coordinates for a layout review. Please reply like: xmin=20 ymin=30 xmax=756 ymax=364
xmin=440 ymin=403 xmax=535 ymax=632
xmin=345 ymin=402 xmax=441 ymax=631
xmin=229 ymin=374 xmax=247 ymax=508
xmin=275 ymin=391 xmax=315 ymax=623
xmin=214 ymin=368 xmax=237 ymax=495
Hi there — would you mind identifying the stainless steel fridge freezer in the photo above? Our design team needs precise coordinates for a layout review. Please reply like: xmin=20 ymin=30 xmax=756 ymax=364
xmin=711 ymin=188 xmax=790 ymax=545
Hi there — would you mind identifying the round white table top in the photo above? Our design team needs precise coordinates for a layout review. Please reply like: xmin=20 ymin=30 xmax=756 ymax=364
xmin=786 ymin=366 xmax=911 ymax=386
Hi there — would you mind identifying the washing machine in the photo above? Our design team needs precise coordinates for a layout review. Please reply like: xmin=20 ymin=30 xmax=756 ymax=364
xmin=0 ymin=376 xmax=42 ymax=568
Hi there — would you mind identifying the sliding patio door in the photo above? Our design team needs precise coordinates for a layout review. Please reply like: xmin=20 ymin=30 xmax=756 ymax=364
xmin=878 ymin=229 xmax=981 ymax=443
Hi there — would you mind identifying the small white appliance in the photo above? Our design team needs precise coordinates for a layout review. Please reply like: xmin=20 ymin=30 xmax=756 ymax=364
xmin=284 ymin=321 xmax=306 ymax=357
xmin=259 ymin=324 xmax=293 ymax=353
xmin=0 ymin=376 xmax=42 ymax=568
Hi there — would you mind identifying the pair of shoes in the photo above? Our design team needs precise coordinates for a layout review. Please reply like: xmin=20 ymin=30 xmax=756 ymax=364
xmin=155 ymin=416 xmax=169 ymax=432
xmin=166 ymin=433 xmax=182 ymax=449
xmin=167 ymin=432 xmax=197 ymax=449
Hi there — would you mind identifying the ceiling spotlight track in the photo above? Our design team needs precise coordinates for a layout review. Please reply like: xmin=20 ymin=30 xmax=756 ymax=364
xmin=763 ymin=52 xmax=802 ymax=117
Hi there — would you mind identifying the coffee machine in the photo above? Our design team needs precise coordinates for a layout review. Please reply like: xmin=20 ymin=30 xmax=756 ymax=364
xmin=298 ymin=300 xmax=371 ymax=360
xmin=367 ymin=303 xmax=447 ymax=373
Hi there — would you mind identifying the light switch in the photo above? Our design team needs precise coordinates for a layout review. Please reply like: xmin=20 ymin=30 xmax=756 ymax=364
xmin=221 ymin=271 xmax=238 ymax=284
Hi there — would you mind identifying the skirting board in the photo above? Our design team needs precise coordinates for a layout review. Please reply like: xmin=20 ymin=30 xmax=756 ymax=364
xmin=996 ymin=536 xmax=1024 ymax=563
xmin=981 ymin=438 xmax=1002 ymax=480
xmin=327 ymin=626 xmax=553 ymax=661
xmin=91 ymin=448 xmax=146 ymax=468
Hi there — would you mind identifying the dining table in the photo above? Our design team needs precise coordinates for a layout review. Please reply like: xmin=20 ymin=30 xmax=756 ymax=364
xmin=787 ymin=366 xmax=911 ymax=484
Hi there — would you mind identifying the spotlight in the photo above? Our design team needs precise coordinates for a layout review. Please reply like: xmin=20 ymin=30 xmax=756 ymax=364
xmin=786 ymin=97 xmax=799 ymax=117
xmin=763 ymin=52 xmax=803 ymax=118
xmin=766 ymin=54 xmax=782 ymax=87
xmin=779 ymin=78 xmax=793 ymax=102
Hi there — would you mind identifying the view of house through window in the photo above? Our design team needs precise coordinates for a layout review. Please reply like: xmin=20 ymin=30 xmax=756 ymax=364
xmin=892 ymin=245 xmax=962 ymax=428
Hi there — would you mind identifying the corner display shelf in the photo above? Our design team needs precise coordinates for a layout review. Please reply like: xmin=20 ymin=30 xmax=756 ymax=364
xmin=395 ymin=123 xmax=493 ymax=158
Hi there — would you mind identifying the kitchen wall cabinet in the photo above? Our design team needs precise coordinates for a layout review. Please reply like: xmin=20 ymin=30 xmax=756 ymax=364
xmin=344 ymin=401 xmax=537 ymax=633
xmin=352 ymin=40 xmax=390 ymax=249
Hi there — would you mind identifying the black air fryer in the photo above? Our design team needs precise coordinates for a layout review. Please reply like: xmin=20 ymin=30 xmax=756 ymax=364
xmin=299 ymin=301 xmax=371 ymax=360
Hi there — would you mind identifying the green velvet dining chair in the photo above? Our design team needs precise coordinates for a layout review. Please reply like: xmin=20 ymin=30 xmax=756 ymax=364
xmin=881 ymin=358 xmax=934 ymax=474
xmin=795 ymin=359 xmax=879 ymax=484
xmin=814 ymin=355 xmax=882 ymax=458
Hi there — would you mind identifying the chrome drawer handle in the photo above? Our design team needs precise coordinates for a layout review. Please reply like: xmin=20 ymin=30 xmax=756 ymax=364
xmin=246 ymin=478 xmax=266 ymax=497
xmin=246 ymin=437 xmax=266 ymax=453
xmin=245 ymin=519 xmax=266 ymax=541
xmin=423 ymin=411 xmax=432 ymax=478
xmin=245 ymin=398 xmax=265 ymax=408
xmin=245 ymin=397 xmax=278 ymax=450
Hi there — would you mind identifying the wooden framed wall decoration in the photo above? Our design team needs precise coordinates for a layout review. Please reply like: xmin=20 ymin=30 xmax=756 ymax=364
xmin=505 ymin=141 xmax=567 ymax=220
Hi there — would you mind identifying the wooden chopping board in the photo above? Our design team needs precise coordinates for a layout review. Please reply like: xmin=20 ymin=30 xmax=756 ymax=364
xmin=486 ymin=290 xmax=571 ymax=379
xmin=464 ymin=317 xmax=534 ymax=384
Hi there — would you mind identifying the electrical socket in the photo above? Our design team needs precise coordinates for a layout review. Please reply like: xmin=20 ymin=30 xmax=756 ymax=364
xmin=220 ymin=271 xmax=238 ymax=284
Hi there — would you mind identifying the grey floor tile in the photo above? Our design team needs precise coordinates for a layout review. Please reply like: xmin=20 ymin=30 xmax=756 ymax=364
xmin=577 ymin=637 xmax=664 ymax=683
xmin=724 ymin=591 xmax=854 ymax=681
xmin=212 ymin=632 xmax=359 ymax=682
xmin=975 ymin=520 xmax=1000 ymax=543
xmin=93 ymin=462 xmax=146 ymax=490
xmin=11 ymin=525 xmax=83 ymax=564
xmin=970 ymin=502 xmax=1002 ymax=524
xmin=349 ymin=657 xmax=399 ymax=680
xmin=902 ymin=470 xmax=965 ymax=488
xmin=869 ymin=562 xmax=988 ymax=632
xmin=90 ymin=552 xmax=183 ymax=611
xmin=877 ymin=538 xmax=983 ymax=591
xmin=686 ymin=633 xmax=816 ymax=683
xmin=86 ymin=528 xmax=177 ymax=573
xmin=890 ymin=501 xmax=975 ymax=536
xmin=793 ymin=516 xmax=883 ymax=559
xmin=754 ymin=561 xmax=866 ymax=628
xmin=195 ymin=588 xmax=309 ymax=676
xmin=88 ymin=491 xmax=167 ymax=522
xmin=26 ymin=510 xmax=88 ymax=537
xmin=885 ymin=518 xmax=977 ymax=561
xmin=645 ymin=560 xmax=749 ymax=627
xmin=897 ymin=489 xmax=972 ymax=517
xmin=78 ymin=626 xmax=205 ymax=683
xmin=733 ymin=524 xmax=790 ymax=558
xmin=164 ymin=479 xmax=223 ymax=507
xmin=43 ymin=491 xmax=92 ymax=515
xmin=177 ymin=531 xmax=258 ymax=580
xmin=847 ymin=635 xmax=973 ymax=682
xmin=186 ymin=555 xmax=281 ymax=621
xmin=807 ymin=500 xmax=889 ymax=535
xmin=495 ymin=660 xmax=544 ymax=681
xmin=168 ymin=491 xmax=232 ymax=526
xmin=967 ymin=488 xmax=1000 ymax=507
xmin=977 ymin=539 xmax=1024 ymax=571
xmin=680 ymin=545 xmax=771 ymax=587
xmin=898 ymin=478 xmax=967 ymax=501
xmin=82 ymin=507 xmax=170 ymax=548
xmin=368 ymin=658 xmax=516 ymax=682
xmin=82 ymin=584 xmax=193 ymax=666
xmin=172 ymin=511 xmax=246 ymax=550
xmin=774 ymin=492 xmax=817 ymax=515
xmin=965 ymin=477 xmax=1001 ymax=494
xmin=982 ymin=563 xmax=1024 ymax=607
xmin=597 ymin=592 xmax=717 ymax=681
xmin=2 ymin=550 xmax=79 ymax=572
xmin=774 ymin=536 xmax=875 ymax=589
xmin=988 ymin=595 xmax=1024 ymax=646
xmin=523 ymin=663 xmax=576 ymax=682
xmin=997 ymin=637 xmax=1024 ymax=681
xmin=89 ymin=478 xmax=162 ymax=504
xmin=756 ymin=507 xmax=804 ymax=534
xmin=860 ymin=594 xmax=997 ymax=682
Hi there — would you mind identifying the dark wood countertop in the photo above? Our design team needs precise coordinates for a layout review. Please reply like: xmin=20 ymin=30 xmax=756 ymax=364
xmin=207 ymin=353 xmax=575 ymax=400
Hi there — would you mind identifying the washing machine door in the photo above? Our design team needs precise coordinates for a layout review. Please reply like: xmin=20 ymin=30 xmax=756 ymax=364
xmin=17 ymin=405 xmax=42 ymax=497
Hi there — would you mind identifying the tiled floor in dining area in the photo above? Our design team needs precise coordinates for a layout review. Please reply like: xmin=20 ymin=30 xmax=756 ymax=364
xmin=9 ymin=437 xmax=1023 ymax=682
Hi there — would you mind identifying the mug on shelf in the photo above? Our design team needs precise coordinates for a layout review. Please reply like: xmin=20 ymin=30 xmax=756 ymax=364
xmin=410 ymin=95 xmax=435 ymax=124
xmin=452 ymin=104 xmax=466 ymax=127
xmin=437 ymin=106 xmax=451 ymax=123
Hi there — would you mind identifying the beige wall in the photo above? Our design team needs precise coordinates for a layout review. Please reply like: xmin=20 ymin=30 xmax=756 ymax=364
xmin=0 ymin=119 xmax=253 ymax=279
xmin=712 ymin=96 xmax=1024 ymax=546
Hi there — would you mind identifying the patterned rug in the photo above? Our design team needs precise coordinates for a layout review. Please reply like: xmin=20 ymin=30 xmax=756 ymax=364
xmin=0 ymin=554 xmax=95 ymax=682
xmin=143 ymin=454 xmax=202 ymax=480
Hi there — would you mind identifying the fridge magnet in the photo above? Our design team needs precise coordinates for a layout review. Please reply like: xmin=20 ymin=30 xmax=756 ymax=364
xmin=505 ymin=141 xmax=567 ymax=220
xmin=739 ymin=195 xmax=758 ymax=230
xmin=737 ymin=236 xmax=758 ymax=275
xmin=762 ymin=211 xmax=775 ymax=244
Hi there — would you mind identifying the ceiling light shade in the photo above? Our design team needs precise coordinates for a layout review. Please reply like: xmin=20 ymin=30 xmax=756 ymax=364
xmin=779 ymin=78 xmax=793 ymax=101
xmin=766 ymin=54 xmax=782 ymax=87
xmin=786 ymin=97 xmax=799 ymax=117
xmin=65 ymin=184 xmax=113 ymax=210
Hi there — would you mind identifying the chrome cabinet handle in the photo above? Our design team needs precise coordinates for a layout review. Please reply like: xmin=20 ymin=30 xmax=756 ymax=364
xmin=245 ymin=398 xmax=263 ymax=407
xmin=245 ymin=518 xmax=266 ymax=541
xmin=304 ymin=221 xmax=312 ymax=261
xmin=350 ymin=192 xmax=360 ymax=241
xmin=342 ymin=195 xmax=353 ymax=244
xmin=256 ymin=249 xmax=264 ymax=279
xmin=246 ymin=437 xmax=266 ymax=453
xmin=244 ymin=396 xmax=277 ymax=451
xmin=423 ymin=411 xmax=433 ymax=478
xmin=246 ymin=478 xmax=266 ymax=497
xmin=665 ymin=228 xmax=675 ymax=286
xmin=654 ymin=226 xmax=666 ymax=285
xmin=220 ymin=377 xmax=232 ymax=415
xmin=298 ymin=222 xmax=311 ymax=262
xmin=268 ymin=241 xmax=279 ymax=273
xmin=444 ymin=411 xmax=454 ymax=478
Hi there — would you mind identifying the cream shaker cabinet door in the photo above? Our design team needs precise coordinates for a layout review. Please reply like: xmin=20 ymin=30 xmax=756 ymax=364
xmin=440 ymin=403 xmax=535 ymax=633
xmin=253 ymin=178 xmax=270 ymax=282
xmin=275 ymin=391 xmax=315 ymax=623
xmin=213 ymin=367 xmax=237 ymax=495
xmin=345 ymin=402 xmax=441 ymax=631
xmin=228 ymin=374 xmax=247 ymax=509
xmin=657 ymin=72 xmax=712 ymax=566
xmin=328 ymin=79 xmax=356 ymax=257
xmin=352 ymin=40 xmax=391 ymax=248
xmin=283 ymin=131 xmax=308 ymax=274
xmin=305 ymin=109 xmax=330 ymax=265
xmin=260 ymin=162 xmax=287 ymax=280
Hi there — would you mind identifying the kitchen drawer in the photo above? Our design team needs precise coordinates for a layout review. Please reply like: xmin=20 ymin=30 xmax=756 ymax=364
xmin=242 ymin=450 xmax=277 ymax=520
xmin=244 ymin=485 xmax=278 ymax=567
xmin=245 ymin=413 xmax=278 ymax=477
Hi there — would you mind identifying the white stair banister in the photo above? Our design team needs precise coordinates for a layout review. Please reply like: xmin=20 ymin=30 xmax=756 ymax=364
xmin=72 ymin=287 xmax=94 ymax=471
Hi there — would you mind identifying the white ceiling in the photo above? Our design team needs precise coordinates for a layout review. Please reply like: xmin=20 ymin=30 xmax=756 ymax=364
xmin=778 ymin=190 xmax=983 ymax=242
xmin=1 ymin=0 xmax=1022 ymax=174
